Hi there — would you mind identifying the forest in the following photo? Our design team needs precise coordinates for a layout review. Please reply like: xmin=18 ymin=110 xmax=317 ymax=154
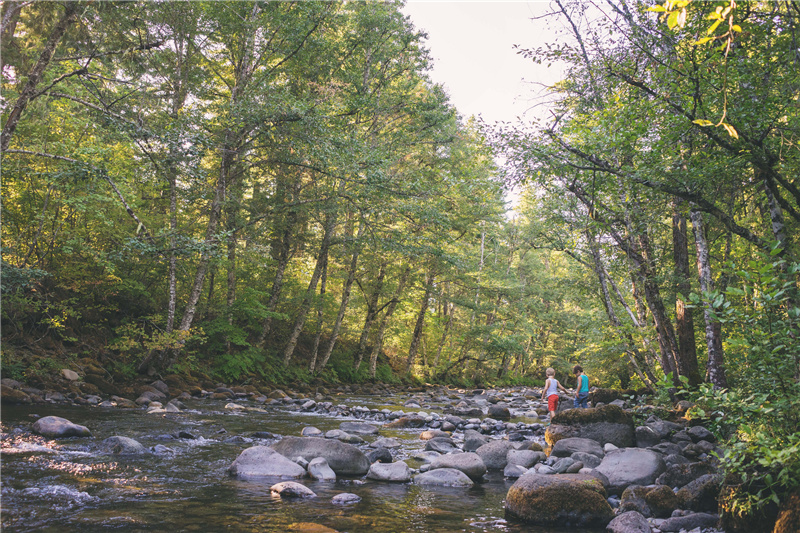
xmin=1 ymin=0 xmax=798 ymax=524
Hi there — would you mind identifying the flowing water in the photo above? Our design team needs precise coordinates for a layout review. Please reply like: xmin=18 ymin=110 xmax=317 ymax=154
xmin=1 ymin=393 xmax=599 ymax=533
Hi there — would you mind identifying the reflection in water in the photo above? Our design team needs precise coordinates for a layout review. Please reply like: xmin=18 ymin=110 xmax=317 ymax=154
xmin=1 ymin=399 xmax=597 ymax=533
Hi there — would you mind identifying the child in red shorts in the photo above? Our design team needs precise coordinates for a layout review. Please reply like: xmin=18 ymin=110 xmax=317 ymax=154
xmin=542 ymin=367 xmax=567 ymax=421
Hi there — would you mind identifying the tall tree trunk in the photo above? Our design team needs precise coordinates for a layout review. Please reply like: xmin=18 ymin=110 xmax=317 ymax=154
xmin=369 ymin=266 xmax=411 ymax=378
xmin=283 ymin=214 xmax=336 ymax=366
xmin=308 ymin=255 xmax=328 ymax=372
xmin=257 ymin=204 xmax=298 ymax=347
xmin=315 ymin=220 xmax=366 ymax=373
xmin=434 ymin=299 xmax=453 ymax=368
xmin=672 ymin=199 xmax=701 ymax=385
xmin=691 ymin=208 xmax=727 ymax=388
xmin=354 ymin=261 xmax=387 ymax=370
xmin=406 ymin=270 xmax=434 ymax=374
xmin=1 ymin=1 xmax=81 ymax=153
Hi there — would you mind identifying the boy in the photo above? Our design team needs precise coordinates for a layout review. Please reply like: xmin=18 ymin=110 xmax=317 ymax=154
xmin=542 ymin=367 xmax=567 ymax=420
xmin=573 ymin=364 xmax=589 ymax=408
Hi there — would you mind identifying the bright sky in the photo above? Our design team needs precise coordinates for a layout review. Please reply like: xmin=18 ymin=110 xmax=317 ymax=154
xmin=402 ymin=1 xmax=566 ymax=125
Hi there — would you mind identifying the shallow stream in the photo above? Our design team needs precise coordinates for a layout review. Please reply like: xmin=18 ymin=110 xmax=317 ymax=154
xmin=1 ymin=393 xmax=598 ymax=533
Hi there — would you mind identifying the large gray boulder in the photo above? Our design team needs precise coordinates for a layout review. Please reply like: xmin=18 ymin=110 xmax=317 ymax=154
xmin=546 ymin=405 xmax=635 ymax=448
xmin=505 ymin=472 xmax=614 ymax=528
xmin=32 ymin=416 xmax=91 ymax=438
xmin=366 ymin=461 xmax=412 ymax=482
xmin=228 ymin=446 xmax=307 ymax=479
xmin=476 ymin=440 xmax=514 ymax=470
xmin=595 ymin=448 xmax=666 ymax=495
xmin=414 ymin=468 xmax=474 ymax=487
xmin=429 ymin=452 xmax=487 ymax=481
xmin=271 ymin=436 xmax=370 ymax=476
xmin=606 ymin=511 xmax=651 ymax=533
xmin=550 ymin=437 xmax=604 ymax=459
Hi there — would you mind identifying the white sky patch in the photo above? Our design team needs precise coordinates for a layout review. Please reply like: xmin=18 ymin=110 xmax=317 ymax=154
xmin=402 ymin=1 xmax=566 ymax=126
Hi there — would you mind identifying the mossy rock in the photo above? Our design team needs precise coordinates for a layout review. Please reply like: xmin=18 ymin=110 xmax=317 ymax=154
xmin=552 ymin=405 xmax=633 ymax=425
xmin=505 ymin=473 xmax=614 ymax=527
xmin=774 ymin=491 xmax=800 ymax=533
xmin=83 ymin=374 xmax=121 ymax=396
xmin=645 ymin=484 xmax=680 ymax=518
xmin=546 ymin=405 xmax=635 ymax=448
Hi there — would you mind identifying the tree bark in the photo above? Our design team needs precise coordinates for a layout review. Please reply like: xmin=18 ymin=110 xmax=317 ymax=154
xmin=307 ymin=254 xmax=328 ymax=372
xmin=315 ymin=219 xmax=366 ymax=373
xmin=354 ymin=261 xmax=387 ymax=370
xmin=369 ymin=266 xmax=411 ymax=378
xmin=406 ymin=270 xmax=434 ymax=374
xmin=690 ymin=208 xmax=727 ymax=388
xmin=283 ymin=214 xmax=336 ymax=366
xmin=672 ymin=199 xmax=701 ymax=385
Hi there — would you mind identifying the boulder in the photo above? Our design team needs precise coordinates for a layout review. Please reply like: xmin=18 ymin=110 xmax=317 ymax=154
xmin=331 ymin=493 xmax=361 ymax=505
xmin=228 ymin=446 xmax=306 ymax=479
xmin=366 ymin=447 xmax=393 ymax=464
xmin=487 ymin=405 xmax=511 ymax=420
xmin=606 ymin=511 xmax=651 ymax=533
xmin=677 ymin=473 xmax=722 ymax=511
xmin=507 ymin=449 xmax=545 ymax=469
xmin=546 ymin=405 xmax=635 ymax=448
xmin=270 ymin=481 xmax=316 ymax=498
xmin=635 ymin=426 xmax=661 ymax=448
xmin=301 ymin=426 xmax=323 ymax=437
xmin=550 ymin=437 xmax=604 ymax=459
xmin=32 ymin=416 xmax=91 ymax=438
xmin=571 ymin=451 xmax=602 ymax=469
xmin=339 ymin=421 xmax=379 ymax=435
xmin=429 ymin=452 xmax=487 ymax=481
xmin=595 ymin=448 xmax=666 ymax=495
xmin=504 ymin=464 xmax=529 ymax=478
xmin=645 ymin=484 xmax=680 ymax=518
xmin=655 ymin=462 xmax=715 ymax=488
xmin=658 ymin=512 xmax=718 ymax=532
xmin=102 ymin=436 xmax=146 ymax=455
xmin=370 ymin=437 xmax=401 ymax=449
xmin=1 ymin=387 xmax=32 ymax=404
xmin=476 ymin=440 xmax=514 ymax=470
xmin=414 ymin=468 xmax=474 ymax=487
xmin=505 ymin=472 xmax=614 ymax=527
xmin=61 ymin=368 xmax=81 ymax=380
xmin=271 ymin=437 xmax=370 ymax=476
xmin=687 ymin=425 xmax=715 ymax=443
xmin=366 ymin=461 xmax=412 ymax=482
xmin=424 ymin=437 xmax=459 ymax=454
xmin=308 ymin=457 xmax=336 ymax=481
xmin=463 ymin=429 xmax=489 ymax=452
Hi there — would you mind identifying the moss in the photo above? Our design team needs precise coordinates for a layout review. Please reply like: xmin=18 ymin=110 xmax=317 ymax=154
xmin=552 ymin=404 xmax=633 ymax=425
xmin=645 ymin=485 xmax=680 ymax=518
xmin=505 ymin=474 xmax=613 ymax=527
xmin=774 ymin=491 xmax=800 ymax=533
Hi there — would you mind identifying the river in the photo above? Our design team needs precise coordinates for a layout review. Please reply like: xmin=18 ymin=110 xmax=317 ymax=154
xmin=1 ymin=391 xmax=600 ymax=532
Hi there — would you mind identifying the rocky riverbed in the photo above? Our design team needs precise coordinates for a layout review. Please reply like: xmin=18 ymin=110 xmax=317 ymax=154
xmin=1 ymin=376 xmax=731 ymax=533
